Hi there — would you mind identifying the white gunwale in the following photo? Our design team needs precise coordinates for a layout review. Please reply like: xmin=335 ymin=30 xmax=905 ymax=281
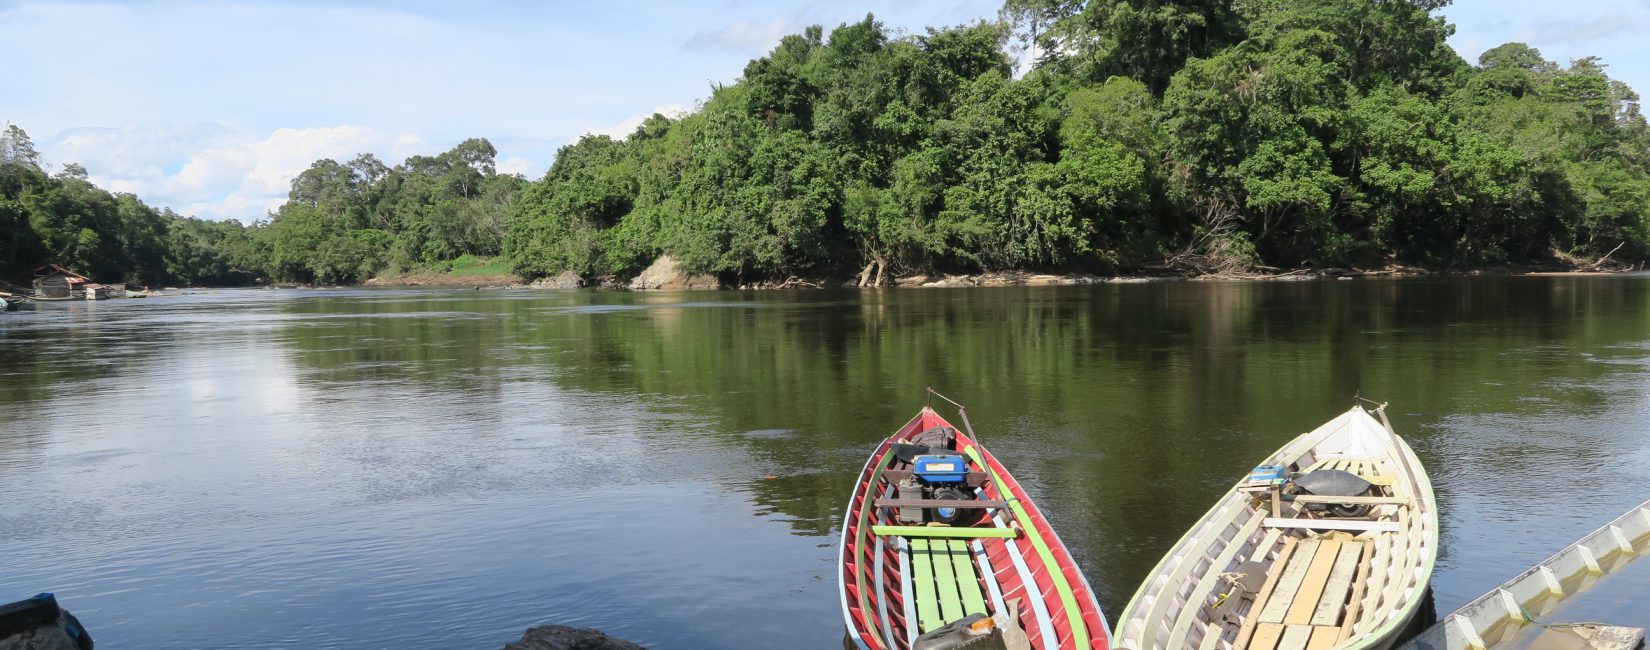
xmin=1397 ymin=497 xmax=1650 ymax=650
xmin=1116 ymin=405 xmax=1440 ymax=650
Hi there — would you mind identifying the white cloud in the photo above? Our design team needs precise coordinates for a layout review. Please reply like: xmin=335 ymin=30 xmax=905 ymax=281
xmin=591 ymin=104 xmax=693 ymax=141
xmin=1522 ymin=5 xmax=1650 ymax=48
xmin=496 ymin=156 xmax=537 ymax=178
xmin=43 ymin=125 xmax=429 ymax=222
xmin=1446 ymin=0 xmax=1650 ymax=91
xmin=684 ymin=18 xmax=798 ymax=52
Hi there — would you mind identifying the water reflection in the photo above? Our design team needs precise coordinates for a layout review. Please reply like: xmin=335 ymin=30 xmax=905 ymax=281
xmin=1 ymin=278 xmax=1649 ymax=647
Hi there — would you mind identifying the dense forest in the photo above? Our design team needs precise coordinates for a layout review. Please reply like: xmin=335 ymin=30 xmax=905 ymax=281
xmin=0 ymin=126 xmax=521 ymax=286
xmin=4 ymin=0 xmax=1648 ymax=288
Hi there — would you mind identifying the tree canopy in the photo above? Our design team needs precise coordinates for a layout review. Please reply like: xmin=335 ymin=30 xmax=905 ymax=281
xmin=504 ymin=3 xmax=1650 ymax=281
xmin=7 ymin=0 xmax=1648 ymax=288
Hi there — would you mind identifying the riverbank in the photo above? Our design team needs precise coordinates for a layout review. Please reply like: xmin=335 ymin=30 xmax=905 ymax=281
xmin=362 ymin=255 xmax=523 ymax=288
xmin=355 ymin=257 xmax=1642 ymax=291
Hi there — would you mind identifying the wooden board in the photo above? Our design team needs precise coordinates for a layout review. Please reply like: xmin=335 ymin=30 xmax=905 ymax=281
xmin=928 ymin=535 xmax=964 ymax=623
xmin=1306 ymin=626 xmax=1340 ymax=650
xmin=1276 ymin=625 xmax=1312 ymax=650
xmin=1285 ymin=540 xmax=1344 ymax=624
xmin=1259 ymin=539 xmax=1321 ymax=624
xmin=1166 ymin=508 xmax=1270 ymax=650
xmin=910 ymin=538 xmax=941 ymax=632
xmin=1234 ymin=538 xmax=1299 ymax=650
xmin=946 ymin=540 xmax=988 ymax=617
xmin=874 ymin=497 xmax=1008 ymax=509
xmin=1251 ymin=528 xmax=1285 ymax=562
xmin=1310 ymin=541 xmax=1365 ymax=626
xmin=1263 ymin=518 xmax=1401 ymax=533
xmin=1198 ymin=622 xmax=1227 ymax=650
xmin=870 ymin=525 xmax=1020 ymax=538
xmin=1250 ymin=623 xmax=1286 ymax=650
xmin=1337 ymin=542 xmax=1375 ymax=642
xmin=1286 ymin=494 xmax=1411 ymax=506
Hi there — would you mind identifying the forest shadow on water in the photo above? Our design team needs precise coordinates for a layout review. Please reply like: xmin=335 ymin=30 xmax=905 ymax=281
xmin=2 ymin=276 xmax=1649 ymax=648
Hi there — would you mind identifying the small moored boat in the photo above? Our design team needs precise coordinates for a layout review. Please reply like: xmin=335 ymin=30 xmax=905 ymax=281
xmin=1399 ymin=497 xmax=1650 ymax=650
xmin=839 ymin=392 xmax=1111 ymax=649
xmin=1118 ymin=404 xmax=1438 ymax=650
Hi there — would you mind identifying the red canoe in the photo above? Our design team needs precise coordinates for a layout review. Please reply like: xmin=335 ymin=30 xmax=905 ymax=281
xmin=838 ymin=403 xmax=1111 ymax=649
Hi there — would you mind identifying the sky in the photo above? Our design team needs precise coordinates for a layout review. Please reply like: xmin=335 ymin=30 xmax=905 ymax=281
xmin=3 ymin=0 xmax=1648 ymax=223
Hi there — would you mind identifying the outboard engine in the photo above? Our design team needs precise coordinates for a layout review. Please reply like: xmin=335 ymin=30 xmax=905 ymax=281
xmin=1291 ymin=469 xmax=1375 ymax=518
xmin=891 ymin=446 xmax=982 ymax=526
xmin=913 ymin=454 xmax=975 ymax=525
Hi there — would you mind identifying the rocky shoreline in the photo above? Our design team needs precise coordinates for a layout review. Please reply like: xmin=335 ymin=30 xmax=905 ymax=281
xmin=352 ymin=254 xmax=1641 ymax=292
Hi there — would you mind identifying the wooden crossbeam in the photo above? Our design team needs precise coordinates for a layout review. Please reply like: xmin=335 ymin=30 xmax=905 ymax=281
xmin=873 ymin=498 xmax=1009 ymax=509
xmin=870 ymin=525 xmax=1019 ymax=539
xmin=1263 ymin=518 xmax=1400 ymax=533
xmin=1283 ymin=495 xmax=1412 ymax=506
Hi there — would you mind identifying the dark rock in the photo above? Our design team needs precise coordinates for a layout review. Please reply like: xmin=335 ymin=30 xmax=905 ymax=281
xmin=0 ymin=594 xmax=90 ymax=650
xmin=503 ymin=625 xmax=645 ymax=650
xmin=0 ymin=627 xmax=83 ymax=650
xmin=530 ymin=271 xmax=586 ymax=289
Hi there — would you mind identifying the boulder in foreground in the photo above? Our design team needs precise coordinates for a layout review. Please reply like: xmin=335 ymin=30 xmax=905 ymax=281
xmin=503 ymin=625 xmax=644 ymax=650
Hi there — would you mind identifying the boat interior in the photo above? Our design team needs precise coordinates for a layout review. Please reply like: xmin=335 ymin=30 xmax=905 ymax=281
xmin=862 ymin=426 xmax=1023 ymax=647
xmin=844 ymin=416 xmax=1100 ymax=649
xmin=1123 ymin=409 xmax=1435 ymax=650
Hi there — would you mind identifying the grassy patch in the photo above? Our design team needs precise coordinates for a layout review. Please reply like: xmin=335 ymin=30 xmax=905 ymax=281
xmin=435 ymin=255 xmax=514 ymax=278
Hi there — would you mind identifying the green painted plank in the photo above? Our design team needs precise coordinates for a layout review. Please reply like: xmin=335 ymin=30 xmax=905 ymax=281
xmin=949 ymin=540 xmax=989 ymax=617
xmin=870 ymin=525 xmax=1019 ymax=539
xmin=910 ymin=538 xmax=942 ymax=633
xmin=930 ymin=533 xmax=964 ymax=624
xmin=964 ymin=446 xmax=1089 ymax=648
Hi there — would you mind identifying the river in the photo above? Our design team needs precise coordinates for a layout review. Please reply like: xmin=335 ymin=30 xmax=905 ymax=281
xmin=2 ymin=277 xmax=1648 ymax=648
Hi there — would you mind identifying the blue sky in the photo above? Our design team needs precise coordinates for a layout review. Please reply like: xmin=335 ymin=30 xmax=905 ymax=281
xmin=3 ymin=0 xmax=1647 ymax=222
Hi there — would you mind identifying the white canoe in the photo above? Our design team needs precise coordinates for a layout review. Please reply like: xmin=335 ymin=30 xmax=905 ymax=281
xmin=1399 ymin=497 xmax=1650 ymax=650
xmin=1118 ymin=405 xmax=1439 ymax=650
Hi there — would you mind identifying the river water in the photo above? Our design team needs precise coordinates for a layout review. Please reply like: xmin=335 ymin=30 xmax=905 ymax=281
xmin=2 ymin=278 xmax=1648 ymax=648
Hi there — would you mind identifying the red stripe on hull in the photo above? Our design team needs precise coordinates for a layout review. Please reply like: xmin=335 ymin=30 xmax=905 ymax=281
xmin=839 ymin=407 xmax=1110 ymax=649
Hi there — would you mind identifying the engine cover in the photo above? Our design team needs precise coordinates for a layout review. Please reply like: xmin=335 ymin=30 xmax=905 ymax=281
xmin=912 ymin=454 xmax=968 ymax=483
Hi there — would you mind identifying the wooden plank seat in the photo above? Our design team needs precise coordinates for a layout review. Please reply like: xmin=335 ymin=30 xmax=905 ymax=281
xmin=1235 ymin=537 xmax=1368 ymax=650
xmin=1282 ymin=494 xmax=1412 ymax=506
xmin=1262 ymin=519 xmax=1401 ymax=532
xmin=907 ymin=538 xmax=991 ymax=633
xmin=873 ymin=497 xmax=1010 ymax=509
xmin=870 ymin=524 xmax=1020 ymax=539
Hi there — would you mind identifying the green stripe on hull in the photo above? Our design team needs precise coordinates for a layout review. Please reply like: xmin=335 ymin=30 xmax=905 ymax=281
xmin=964 ymin=445 xmax=1089 ymax=648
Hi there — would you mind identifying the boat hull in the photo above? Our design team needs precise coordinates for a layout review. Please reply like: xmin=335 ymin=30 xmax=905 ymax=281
xmin=838 ymin=406 xmax=1111 ymax=650
xmin=1117 ymin=406 xmax=1438 ymax=650
xmin=1399 ymin=497 xmax=1650 ymax=650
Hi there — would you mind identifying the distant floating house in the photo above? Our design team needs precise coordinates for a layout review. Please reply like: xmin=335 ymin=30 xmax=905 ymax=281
xmin=33 ymin=264 xmax=89 ymax=299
